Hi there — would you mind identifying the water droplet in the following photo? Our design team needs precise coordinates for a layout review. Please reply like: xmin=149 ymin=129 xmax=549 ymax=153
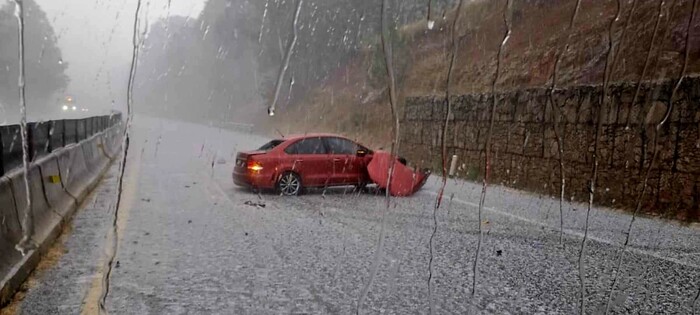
xmin=268 ymin=108 xmax=275 ymax=117
xmin=202 ymin=25 xmax=210 ymax=40
xmin=58 ymin=59 xmax=63 ymax=65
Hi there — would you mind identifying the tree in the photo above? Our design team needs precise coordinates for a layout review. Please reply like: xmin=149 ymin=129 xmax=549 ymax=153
xmin=200 ymin=0 xmax=457 ymax=110
xmin=135 ymin=14 xmax=261 ymax=124
xmin=133 ymin=0 xmax=459 ymax=125
xmin=0 ymin=0 xmax=68 ymax=123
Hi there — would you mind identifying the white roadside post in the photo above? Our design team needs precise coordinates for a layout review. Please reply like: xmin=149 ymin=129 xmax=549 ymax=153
xmin=449 ymin=154 xmax=458 ymax=178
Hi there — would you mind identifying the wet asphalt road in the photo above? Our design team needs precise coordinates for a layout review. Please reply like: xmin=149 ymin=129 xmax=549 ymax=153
xmin=9 ymin=116 xmax=700 ymax=314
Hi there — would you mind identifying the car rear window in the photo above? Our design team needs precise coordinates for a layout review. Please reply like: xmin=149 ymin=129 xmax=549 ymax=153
xmin=258 ymin=140 xmax=284 ymax=151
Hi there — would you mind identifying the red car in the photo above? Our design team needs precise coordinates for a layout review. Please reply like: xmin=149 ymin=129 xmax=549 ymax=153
xmin=233 ymin=134 xmax=373 ymax=195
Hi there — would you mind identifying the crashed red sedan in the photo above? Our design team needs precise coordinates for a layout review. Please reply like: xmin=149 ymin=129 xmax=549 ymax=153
xmin=233 ymin=134 xmax=430 ymax=196
xmin=233 ymin=134 xmax=374 ymax=195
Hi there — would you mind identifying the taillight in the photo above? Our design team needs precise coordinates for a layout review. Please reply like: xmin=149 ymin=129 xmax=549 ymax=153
xmin=247 ymin=159 xmax=263 ymax=172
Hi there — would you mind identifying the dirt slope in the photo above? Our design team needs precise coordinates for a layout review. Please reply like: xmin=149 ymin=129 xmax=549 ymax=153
xmin=264 ymin=0 xmax=700 ymax=149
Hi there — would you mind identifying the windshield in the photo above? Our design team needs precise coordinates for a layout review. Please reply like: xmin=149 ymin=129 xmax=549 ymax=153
xmin=1 ymin=0 xmax=699 ymax=314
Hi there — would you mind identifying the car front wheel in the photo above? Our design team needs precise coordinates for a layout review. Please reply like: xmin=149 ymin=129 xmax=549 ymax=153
xmin=278 ymin=172 xmax=302 ymax=196
xmin=354 ymin=181 xmax=369 ymax=193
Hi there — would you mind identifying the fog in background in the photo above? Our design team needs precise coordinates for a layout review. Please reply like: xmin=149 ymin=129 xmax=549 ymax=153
xmin=0 ymin=0 xmax=203 ymax=125
xmin=1 ymin=0 xmax=456 ymax=127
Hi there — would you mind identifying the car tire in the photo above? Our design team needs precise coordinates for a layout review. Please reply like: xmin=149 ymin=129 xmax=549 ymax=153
xmin=354 ymin=182 xmax=369 ymax=193
xmin=278 ymin=172 xmax=303 ymax=196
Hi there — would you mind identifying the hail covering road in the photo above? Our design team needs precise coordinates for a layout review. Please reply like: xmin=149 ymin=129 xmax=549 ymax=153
xmin=10 ymin=116 xmax=700 ymax=314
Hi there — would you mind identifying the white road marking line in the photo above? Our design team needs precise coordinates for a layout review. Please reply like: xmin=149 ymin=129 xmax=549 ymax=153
xmin=423 ymin=190 xmax=699 ymax=269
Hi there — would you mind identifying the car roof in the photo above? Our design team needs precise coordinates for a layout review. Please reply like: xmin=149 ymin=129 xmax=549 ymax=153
xmin=282 ymin=133 xmax=349 ymax=141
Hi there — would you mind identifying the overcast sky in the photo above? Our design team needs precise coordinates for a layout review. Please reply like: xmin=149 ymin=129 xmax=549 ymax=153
xmin=30 ymin=0 xmax=204 ymax=116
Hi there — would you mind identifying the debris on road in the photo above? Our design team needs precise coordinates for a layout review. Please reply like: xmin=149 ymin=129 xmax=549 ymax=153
xmin=244 ymin=200 xmax=266 ymax=208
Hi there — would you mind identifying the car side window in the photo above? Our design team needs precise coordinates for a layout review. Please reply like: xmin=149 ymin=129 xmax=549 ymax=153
xmin=284 ymin=137 xmax=328 ymax=154
xmin=325 ymin=137 xmax=357 ymax=155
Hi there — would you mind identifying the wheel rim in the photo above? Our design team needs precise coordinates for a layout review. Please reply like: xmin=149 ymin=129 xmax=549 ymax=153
xmin=279 ymin=173 xmax=300 ymax=195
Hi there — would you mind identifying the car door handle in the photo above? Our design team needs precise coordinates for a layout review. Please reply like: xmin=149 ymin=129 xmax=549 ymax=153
xmin=333 ymin=158 xmax=342 ymax=162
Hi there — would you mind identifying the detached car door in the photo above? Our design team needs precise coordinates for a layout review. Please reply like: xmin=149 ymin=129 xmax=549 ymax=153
xmin=283 ymin=137 xmax=332 ymax=187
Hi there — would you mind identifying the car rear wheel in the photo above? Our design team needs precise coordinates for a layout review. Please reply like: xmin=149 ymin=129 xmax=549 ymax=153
xmin=278 ymin=172 xmax=302 ymax=196
xmin=354 ymin=181 xmax=369 ymax=193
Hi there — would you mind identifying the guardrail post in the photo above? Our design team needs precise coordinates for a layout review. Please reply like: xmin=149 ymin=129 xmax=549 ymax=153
xmin=47 ymin=121 xmax=54 ymax=153
xmin=61 ymin=120 xmax=65 ymax=148
xmin=27 ymin=124 xmax=35 ymax=162
xmin=0 ymin=132 xmax=4 ymax=177
xmin=74 ymin=120 xmax=78 ymax=143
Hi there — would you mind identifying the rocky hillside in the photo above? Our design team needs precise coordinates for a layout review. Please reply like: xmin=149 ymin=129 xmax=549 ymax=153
xmin=264 ymin=0 xmax=700 ymax=148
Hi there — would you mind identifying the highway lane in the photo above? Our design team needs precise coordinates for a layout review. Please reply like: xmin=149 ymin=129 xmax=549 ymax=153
xmin=8 ymin=116 xmax=700 ymax=314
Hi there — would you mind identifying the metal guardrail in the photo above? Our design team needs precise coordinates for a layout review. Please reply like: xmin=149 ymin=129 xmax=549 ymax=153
xmin=0 ymin=113 xmax=122 ymax=177
xmin=0 ymin=114 xmax=124 ymax=307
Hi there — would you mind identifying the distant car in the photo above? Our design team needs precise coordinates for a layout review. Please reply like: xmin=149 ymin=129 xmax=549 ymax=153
xmin=233 ymin=134 xmax=373 ymax=195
